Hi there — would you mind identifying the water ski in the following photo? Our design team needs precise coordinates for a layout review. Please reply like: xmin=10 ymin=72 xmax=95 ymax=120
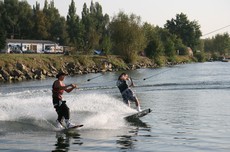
xmin=125 ymin=108 xmax=152 ymax=121
xmin=61 ymin=124 xmax=83 ymax=131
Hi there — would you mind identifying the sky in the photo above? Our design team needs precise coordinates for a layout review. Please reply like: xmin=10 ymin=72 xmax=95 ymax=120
xmin=26 ymin=0 xmax=230 ymax=39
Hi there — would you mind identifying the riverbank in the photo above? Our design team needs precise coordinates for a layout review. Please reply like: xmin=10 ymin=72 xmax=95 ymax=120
xmin=0 ymin=54 xmax=194 ymax=82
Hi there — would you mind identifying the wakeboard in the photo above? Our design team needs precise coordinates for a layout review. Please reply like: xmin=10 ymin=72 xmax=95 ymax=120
xmin=61 ymin=124 xmax=84 ymax=131
xmin=125 ymin=108 xmax=152 ymax=121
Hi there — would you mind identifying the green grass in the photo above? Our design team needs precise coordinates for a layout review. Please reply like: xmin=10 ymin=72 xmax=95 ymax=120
xmin=0 ymin=54 xmax=131 ymax=71
xmin=0 ymin=54 xmax=195 ymax=75
xmin=107 ymin=55 xmax=127 ymax=69
xmin=0 ymin=54 xmax=72 ymax=71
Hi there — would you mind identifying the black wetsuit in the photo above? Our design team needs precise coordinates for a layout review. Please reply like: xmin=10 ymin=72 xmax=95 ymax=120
xmin=117 ymin=79 xmax=128 ymax=93
xmin=117 ymin=79 xmax=137 ymax=104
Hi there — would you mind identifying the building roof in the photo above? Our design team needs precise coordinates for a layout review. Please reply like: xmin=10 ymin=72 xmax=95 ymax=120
xmin=6 ymin=39 xmax=56 ymax=44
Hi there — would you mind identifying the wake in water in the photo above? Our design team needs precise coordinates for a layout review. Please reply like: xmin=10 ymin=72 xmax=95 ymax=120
xmin=0 ymin=90 xmax=135 ymax=134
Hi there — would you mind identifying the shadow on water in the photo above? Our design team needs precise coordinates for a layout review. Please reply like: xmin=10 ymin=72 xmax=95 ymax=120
xmin=116 ymin=118 xmax=151 ymax=151
xmin=52 ymin=131 xmax=83 ymax=152
xmin=127 ymin=118 xmax=150 ymax=128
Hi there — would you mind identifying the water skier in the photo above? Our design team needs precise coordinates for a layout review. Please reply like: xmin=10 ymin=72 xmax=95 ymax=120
xmin=52 ymin=72 xmax=77 ymax=129
xmin=117 ymin=73 xmax=141 ymax=112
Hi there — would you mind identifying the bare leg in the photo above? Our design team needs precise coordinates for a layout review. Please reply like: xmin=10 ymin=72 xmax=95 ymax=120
xmin=127 ymin=101 xmax=131 ymax=107
xmin=135 ymin=97 xmax=140 ymax=107
xmin=135 ymin=97 xmax=141 ymax=112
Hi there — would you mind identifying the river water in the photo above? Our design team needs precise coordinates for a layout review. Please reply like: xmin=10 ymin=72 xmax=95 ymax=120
xmin=0 ymin=62 xmax=230 ymax=152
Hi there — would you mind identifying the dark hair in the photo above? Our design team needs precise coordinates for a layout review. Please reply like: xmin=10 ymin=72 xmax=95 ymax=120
xmin=118 ymin=73 xmax=127 ymax=80
xmin=56 ymin=72 xmax=67 ymax=78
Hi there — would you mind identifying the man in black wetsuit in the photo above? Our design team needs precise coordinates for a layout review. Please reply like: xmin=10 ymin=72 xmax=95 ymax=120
xmin=117 ymin=73 xmax=141 ymax=112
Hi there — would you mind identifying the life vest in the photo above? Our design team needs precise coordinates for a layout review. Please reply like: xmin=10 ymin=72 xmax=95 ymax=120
xmin=117 ymin=79 xmax=128 ymax=94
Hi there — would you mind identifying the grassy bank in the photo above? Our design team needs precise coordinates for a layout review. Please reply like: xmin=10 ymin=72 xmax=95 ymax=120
xmin=0 ymin=54 xmax=156 ymax=71
xmin=0 ymin=54 xmax=121 ymax=71
xmin=0 ymin=54 xmax=194 ymax=82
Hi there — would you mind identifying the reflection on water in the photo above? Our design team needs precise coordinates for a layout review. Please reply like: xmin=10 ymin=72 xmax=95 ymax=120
xmin=117 ymin=119 xmax=151 ymax=151
xmin=117 ymin=135 xmax=136 ymax=150
xmin=53 ymin=131 xmax=82 ymax=152
xmin=52 ymin=120 xmax=152 ymax=152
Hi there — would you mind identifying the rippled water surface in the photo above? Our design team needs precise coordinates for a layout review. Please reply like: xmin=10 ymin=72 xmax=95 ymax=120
xmin=0 ymin=62 xmax=230 ymax=152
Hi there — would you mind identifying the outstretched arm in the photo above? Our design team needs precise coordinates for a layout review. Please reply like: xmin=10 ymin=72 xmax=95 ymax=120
xmin=65 ymin=84 xmax=77 ymax=93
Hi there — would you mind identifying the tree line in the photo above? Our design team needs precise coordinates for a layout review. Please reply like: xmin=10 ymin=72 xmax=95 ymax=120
xmin=203 ymin=33 xmax=230 ymax=59
xmin=0 ymin=0 xmax=229 ymax=63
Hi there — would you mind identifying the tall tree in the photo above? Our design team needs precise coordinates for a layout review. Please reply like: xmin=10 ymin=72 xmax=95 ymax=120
xmin=18 ymin=1 xmax=33 ymax=39
xmin=66 ymin=0 xmax=80 ymax=47
xmin=143 ymin=23 xmax=164 ymax=61
xmin=204 ymin=38 xmax=215 ymax=53
xmin=157 ymin=28 xmax=176 ymax=58
xmin=81 ymin=2 xmax=110 ymax=52
xmin=55 ymin=17 xmax=69 ymax=45
xmin=109 ymin=12 xmax=146 ymax=63
xmin=82 ymin=2 xmax=99 ymax=52
xmin=0 ymin=28 xmax=5 ymax=50
xmin=3 ymin=0 xmax=20 ymax=39
xmin=1 ymin=0 xmax=34 ymax=39
xmin=204 ymin=33 xmax=230 ymax=55
xmin=43 ymin=0 xmax=68 ymax=45
xmin=0 ymin=1 xmax=6 ymax=50
xmin=94 ymin=2 xmax=110 ymax=52
xmin=164 ymin=13 xmax=202 ymax=50
xmin=0 ymin=7 xmax=6 ymax=50
xmin=213 ymin=33 xmax=230 ymax=55
xmin=32 ymin=2 xmax=49 ymax=39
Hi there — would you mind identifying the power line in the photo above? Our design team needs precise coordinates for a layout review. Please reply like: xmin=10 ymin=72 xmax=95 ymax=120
xmin=202 ymin=24 xmax=230 ymax=37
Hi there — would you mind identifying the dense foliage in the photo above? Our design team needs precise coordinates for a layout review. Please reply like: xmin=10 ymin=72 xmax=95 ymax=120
xmin=0 ymin=0 xmax=229 ymax=63
xmin=203 ymin=33 xmax=230 ymax=57
xmin=109 ymin=12 xmax=146 ymax=63
xmin=164 ymin=13 xmax=202 ymax=51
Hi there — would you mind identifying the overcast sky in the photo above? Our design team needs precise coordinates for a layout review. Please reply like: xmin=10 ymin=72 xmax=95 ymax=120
xmin=26 ymin=0 xmax=230 ymax=38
